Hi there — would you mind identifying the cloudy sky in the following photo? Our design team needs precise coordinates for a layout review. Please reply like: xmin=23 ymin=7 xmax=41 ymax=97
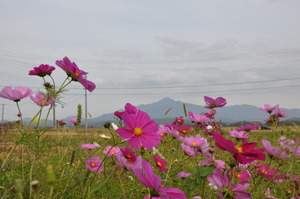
xmin=1 ymin=0 xmax=300 ymax=122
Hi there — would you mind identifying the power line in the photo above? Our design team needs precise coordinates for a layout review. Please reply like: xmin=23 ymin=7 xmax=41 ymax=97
xmin=1 ymin=76 xmax=299 ymax=90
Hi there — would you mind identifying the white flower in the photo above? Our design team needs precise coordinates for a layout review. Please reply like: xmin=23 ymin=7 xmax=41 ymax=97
xmin=206 ymin=125 xmax=213 ymax=130
xmin=152 ymin=147 xmax=165 ymax=159
xmin=111 ymin=122 xmax=118 ymax=130
xmin=93 ymin=142 xmax=101 ymax=147
xmin=100 ymin=134 xmax=111 ymax=139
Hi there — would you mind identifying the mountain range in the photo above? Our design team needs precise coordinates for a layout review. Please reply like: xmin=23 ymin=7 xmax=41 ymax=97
xmin=81 ymin=97 xmax=300 ymax=127
xmin=19 ymin=97 xmax=300 ymax=127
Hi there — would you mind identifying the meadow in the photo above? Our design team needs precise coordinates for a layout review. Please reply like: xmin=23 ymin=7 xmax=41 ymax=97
xmin=0 ymin=57 xmax=299 ymax=199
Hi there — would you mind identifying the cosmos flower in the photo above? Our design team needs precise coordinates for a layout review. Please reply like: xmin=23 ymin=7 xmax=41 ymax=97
xmin=153 ymin=156 xmax=168 ymax=172
xmin=259 ymin=104 xmax=279 ymax=114
xmin=116 ymin=106 xmax=160 ymax=149
xmin=262 ymin=139 xmax=287 ymax=159
xmin=177 ymin=171 xmax=191 ymax=179
xmin=116 ymin=147 xmax=142 ymax=171
xmin=236 ymin=124 xmax=260 ymax=132
xmin=204 ymin=96 xmax=227 ymax=109
xmin=207 ymin=169 xmax=251 ymax=199
xmin=30 ymin=92 xmax=55 ymax=107
xmin=28 ymin=64 xmax=55 ymax=77
xmin=85 ymin=155 xmax=104 ymax=173
xmin=102 ymin=145 xmax=120 ymax=156
xmin=214 ymin=133 xmax=266 ymax=164
xmin=133 ymin=160 xmax=187 ymax=199
xmin=188 ymin=112 xmax=209 ymax=124
xmin=55 ymin=56 xmax=96 ymax=92
xmin=81 ymin=143 xmax=100 ymax=150
xmin=0 ymin=86 xmax=33 ymax=102
xmin=229 ymin=130 xmax=250 ymax=139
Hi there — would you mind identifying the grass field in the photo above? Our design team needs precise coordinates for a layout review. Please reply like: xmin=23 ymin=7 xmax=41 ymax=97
xmin=0 ymin=124 xmax=299 ymax=199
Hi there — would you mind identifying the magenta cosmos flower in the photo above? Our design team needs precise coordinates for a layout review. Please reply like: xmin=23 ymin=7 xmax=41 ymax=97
xmin=0 ymin=86 xmax=33 ymax=102
xmin=207 ymin=169 xmax=252 ymax=199
xmin=116 ymin=106 xmax=160 ymax=149
xmin=85 ymin=155 xmax=104 ymax=173
xmin=28 ymin=64 xmax=55 ymax=77
xmin=153 ymin=156 xmax=168 ymax=172
xmin=204 ymin=96 xmax=227 ymax=109
xmin=133 ymin=160 xmax=187 ymax=199
xmin=30 ymin=92 xmax=55 ymax=106
xmin=214 ymin=133 xmax=266 ymax=164
xmin=55 ymin=57 xmax=96 ymax=92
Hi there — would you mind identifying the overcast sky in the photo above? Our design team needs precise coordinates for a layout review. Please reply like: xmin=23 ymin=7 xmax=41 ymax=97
xmin=1 ymin=0 xmax=300 ymax=122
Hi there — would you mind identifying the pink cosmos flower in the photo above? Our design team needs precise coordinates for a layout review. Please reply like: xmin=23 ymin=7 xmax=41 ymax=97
xmin=207 ymin=169 xmax=252 ymax=199
xmin=175 ymin=125 xmax=192 ymax=135
xmin=274 ymin=109 xmax=288 ymax=118
xmin=259 ymin=104 xmax=279 ymax=114
xmin=183 ymin=134 xmax=210 ymax=154
xmin=102 ymin=145 xmax=120 ymax=156
xmin=133 ymin=160 xmax=187 ymax=199
xmin=257 ymin=164 xmax=278 ymax=181
xmin=55 ymin=57 xmax=96 ymax=92
xmin=236 ymin=124 xmax=260 ymax=132
xmin=85 ymin=155 xmax=104 ymax=173
xmin=188 ymin=112 xmax=209 ymax=124
xmin=177 ymin=171 xmax=191 ymax=179
xmin=28 ymin=64 xmax=55 ymax=77
xmin=0 ymin=86 xmax=33 ymax=102
xmin=116 ymin=106 xmax=160 ymax=149
xmin=262 ymin=139 xmax=287 ymax=159
xmin=214 ymin=133 xmax=266 ymax=164
xmin=198 ymin=154 xmax=225 ymax=169
xmin=181 ymin=143 xmax=198 ymax=157
xmin=204 ymin=96 xmax=227 ymax=109
xmin=203 ymin=109 xmax=217 ymax=119
xmin=81 ymin=143 xmax=100 ymax=150
xmin=153 ymin=156 xmax=168 ymax=172
xmin=69 ymin=118 xmax=80 ymax=124
xmin=30 ymin=92 xmax=55 ymax=107
xmin=229 ymin=130 xmax=250 ymax=139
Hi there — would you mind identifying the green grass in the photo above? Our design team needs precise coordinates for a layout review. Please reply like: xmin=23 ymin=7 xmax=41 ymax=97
xmin=0 ymin=126 xmax=299 ymax=199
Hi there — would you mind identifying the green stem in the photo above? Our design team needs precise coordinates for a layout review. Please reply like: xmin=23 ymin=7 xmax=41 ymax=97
xmin=16 ymin=101 xmax=23 ymax=126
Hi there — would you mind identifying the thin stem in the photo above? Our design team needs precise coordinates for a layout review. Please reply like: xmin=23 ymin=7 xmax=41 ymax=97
xmin=16 ymin=101 xmax=23 ymax=126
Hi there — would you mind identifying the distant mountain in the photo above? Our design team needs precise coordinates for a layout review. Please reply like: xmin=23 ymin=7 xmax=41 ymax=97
xmin=21 ymin=97 xmax=300 ymax=127
xmin=86 ymin=97 xmax=300 ymax=127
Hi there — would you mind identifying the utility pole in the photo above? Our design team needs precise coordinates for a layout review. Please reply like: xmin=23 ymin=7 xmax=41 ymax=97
xmin=1 ymin=104 xmax=4 ymax=134
xmin=85 ymin=75 xmax=88 ymax=133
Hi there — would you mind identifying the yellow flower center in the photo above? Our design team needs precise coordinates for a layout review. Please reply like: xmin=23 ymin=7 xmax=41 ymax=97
xmin=110 ymin=151 xmax=115 ymax=155
xmin=192 ymin=142 xmax=197 ymax=146
xmin=90 ymin=163 xmax=96 ymax=167
xmin=160 ymin=133 xmax=164 ymax=137
xmin=87 ymin=146 xmax=93 ymax=149
xmin=235 ymin=145 xmax=243 ymax=153
xmin=125 ymin=154 xmax=131 ymax=159
xmin=236 ymin=174 xmax=241 ymax=178
xmin=262 ymin=170 xmax=267 ymax=174
xmin=75 ymin=71 xmax=80 ymax=77
xmin=133 ymin=127 xmax=143 ymax=136
xmin=182 ymin=130 xmax=187 ymax=134
xmin=156 ymin=161 xmax=162 ymax=167
xmin=38 ymin=100 xmax=46 ymax=105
